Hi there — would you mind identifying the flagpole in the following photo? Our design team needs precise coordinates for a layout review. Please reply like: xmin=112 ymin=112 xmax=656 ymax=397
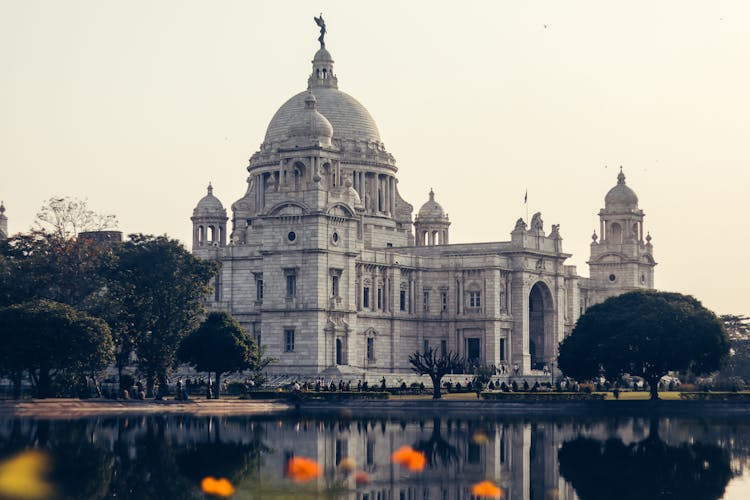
xmin=524 ymin=189 xmax=528 ymax=224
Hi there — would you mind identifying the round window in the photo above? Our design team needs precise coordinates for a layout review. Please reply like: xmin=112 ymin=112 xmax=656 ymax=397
xmin=332 ymin=232 xmax=339 ymax=243
xmin=609 ymin=274 xmax=616 ymax=282
xmin=287 ymin=231 xmax=296 ymax=242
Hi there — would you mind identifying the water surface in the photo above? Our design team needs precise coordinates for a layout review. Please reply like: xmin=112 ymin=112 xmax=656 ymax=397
xmin=2 ymin=413 xmax=749 ymax=499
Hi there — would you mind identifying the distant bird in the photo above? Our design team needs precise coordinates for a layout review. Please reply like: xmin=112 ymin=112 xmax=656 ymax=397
xmin=543 ymin=24 xmax=548 ymax=29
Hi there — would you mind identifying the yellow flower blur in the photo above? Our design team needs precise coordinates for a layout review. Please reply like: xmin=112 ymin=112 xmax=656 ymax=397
xmin=0 ymin=450 xmax=54 ymax=500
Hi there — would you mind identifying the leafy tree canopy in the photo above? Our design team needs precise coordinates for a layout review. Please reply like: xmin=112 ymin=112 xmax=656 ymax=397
xmin=178 ymin=312 xmax=256 ymax=398
xmin=105 ymin=234 xmax=217 ymax=396
xmin=716 ymin=314 xmax=750 ymax=387
xmin=0 ymin=232 xmax=115 ymax=309
xmin=558 ymin=291 xmax=729 ymax=400
xmin=0 ymin=300 xmax=114 ymax=398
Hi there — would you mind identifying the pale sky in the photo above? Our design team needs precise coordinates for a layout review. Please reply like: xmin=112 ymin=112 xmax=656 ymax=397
xmin=1 ymin=1 xmax=748 ymax=315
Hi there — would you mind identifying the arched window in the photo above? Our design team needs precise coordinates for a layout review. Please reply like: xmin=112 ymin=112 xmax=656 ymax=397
xmin=198 ymin=225 xmax=205 ymax=244
xmin=208 ymin=226 xmax=216 ymax=242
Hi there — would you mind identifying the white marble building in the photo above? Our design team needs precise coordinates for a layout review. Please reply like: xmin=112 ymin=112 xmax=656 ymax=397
xmin=191 ymin=39 xmax=656 ymax=379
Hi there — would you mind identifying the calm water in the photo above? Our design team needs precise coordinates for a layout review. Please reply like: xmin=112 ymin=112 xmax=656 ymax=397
xmin=1 ymin=413 xmax=750 ymax=499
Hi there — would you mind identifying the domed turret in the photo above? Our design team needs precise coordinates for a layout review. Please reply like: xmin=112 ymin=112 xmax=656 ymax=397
xmin=415 ymin=189 xmax=450 ymax=246
xmin=192 ymin=183 xmax=228 ymax=248
xmin=193 ymin=183 xmax=226 ymax=217
xmin=604 ymin=168 xmax=639 ymax=211
xmin=286 ymin=92 xmax=334 ymax=147
xmin=417 ymin=189 xmax=446 ymax=220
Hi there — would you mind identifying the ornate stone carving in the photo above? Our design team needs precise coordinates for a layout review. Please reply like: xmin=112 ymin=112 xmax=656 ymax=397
xmin=530 ymin=212 xmax=544 ymax=232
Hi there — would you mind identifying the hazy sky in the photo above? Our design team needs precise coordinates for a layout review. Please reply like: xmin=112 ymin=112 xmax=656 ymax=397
xmin=1 ymin=1 xmax=748 ymax=315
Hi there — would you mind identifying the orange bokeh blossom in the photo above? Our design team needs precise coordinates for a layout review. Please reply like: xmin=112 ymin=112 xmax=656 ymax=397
xmin=201 ymin=476 xmax=235 ymax=498
xmin=471 ymin=480 xmax=503 ymax=498
xmin=286 ymin=456 xmax=322 ymax=482
xmin=390 ymin=446 xmax=426 ymax=472
xmin=354 ymin=471 xmax=371 ymax=485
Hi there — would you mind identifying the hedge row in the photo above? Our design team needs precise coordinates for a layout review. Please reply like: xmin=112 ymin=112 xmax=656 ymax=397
xmin=679 ymin=392 xmax=750 ymax=401
xmin=481 ymin=392 xmax=606 ymax=401
xmin=247 ymin=391 xmax=390 ymax=401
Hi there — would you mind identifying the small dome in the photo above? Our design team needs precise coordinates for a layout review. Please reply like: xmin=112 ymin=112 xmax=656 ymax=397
xmin=604 ymin=168 xmax=638 ymax=210
xmin=313 ymin=47 xmax=333 ymax=62
xmin=286 ymin=92 xmax=334 ymax=146
xmin=416 ymin=189 xmax=447 ymax=221
xmin=193 ymin=183 xmax=226 ymax=217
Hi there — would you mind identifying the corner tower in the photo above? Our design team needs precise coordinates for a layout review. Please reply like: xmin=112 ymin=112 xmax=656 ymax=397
xmin=191 ymin=183 xmax=228 ymax=249
xmin=588 ymin=168 xmax=656 ymax=300
xmin=414 ymin=189 xmax=450 ymax=245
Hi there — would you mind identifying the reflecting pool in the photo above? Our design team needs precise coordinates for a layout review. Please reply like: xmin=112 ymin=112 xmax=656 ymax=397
xmin=1 ymin=414 xmax=750 ymax=499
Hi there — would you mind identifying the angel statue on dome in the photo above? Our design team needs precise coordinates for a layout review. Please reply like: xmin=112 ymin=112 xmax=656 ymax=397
xmin=314 ymin=14 xmax=326 ymax=48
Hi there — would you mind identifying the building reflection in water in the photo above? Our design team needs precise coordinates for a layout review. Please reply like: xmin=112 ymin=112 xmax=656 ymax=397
xmin=0 ymin=415 xmax=745 ymax=499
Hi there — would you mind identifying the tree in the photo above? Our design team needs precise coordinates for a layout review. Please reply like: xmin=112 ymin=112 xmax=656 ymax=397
xmin=106 ymin=234 xmax=217 ymax=397
xmin=408 ymin=347 xmax=464 ymax=399
xmin=558 ymin=291 xmax=729 ymax=400
xmin=178 ymin=312 xmax=257 ymax=398
xmin=716 ymin=314 xmax=750 ymax=387
xmin=33 ymin=196 xmax=117 ymax=240
xmin=0 ymin=300 xmax=114 ymax=398
xmin=0 ymin=232 xmax=115 ymax=309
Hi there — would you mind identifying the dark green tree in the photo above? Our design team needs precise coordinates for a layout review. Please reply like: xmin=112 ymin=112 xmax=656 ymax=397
xmin=178 ymin=312 xmax=257 ymax=398
xmin=107 ymin=234 xmax=217 ymax=397
xmin=716 ymin=314 xmax=750 ymax=387
xmin=558 ymin=291 xmax=729 ymax=400
xmin=408 ymin=347 xmax=464 ymax=399
xmin=0 ymin=232 xmax=115 ymax=309
xmin=0 ymin=300 xmax=114 ymax=398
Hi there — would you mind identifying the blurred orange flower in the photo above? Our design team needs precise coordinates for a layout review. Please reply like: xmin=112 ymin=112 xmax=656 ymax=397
xmin=200 ymin=476 xmax=235 ymax=497
xmin=0 ymin=450 xmax=53 ymax=500
xmin=354 ymin=471 xmax=371 ymax=485
xmin=286 ymin=456 xmax=322 ymax=483
xmin=391 ymin=446 xmax=426 ymax=472
xmin=471 ymin=480 xmax=503 ymax=498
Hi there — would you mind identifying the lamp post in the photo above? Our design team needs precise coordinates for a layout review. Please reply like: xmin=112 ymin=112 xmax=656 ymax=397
xmin=550 ymin=362 xmax=555 ymax=387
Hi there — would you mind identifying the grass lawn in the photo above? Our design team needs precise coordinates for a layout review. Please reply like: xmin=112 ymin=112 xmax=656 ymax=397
xmin=600 ymin=391 xmax=682 ymax=401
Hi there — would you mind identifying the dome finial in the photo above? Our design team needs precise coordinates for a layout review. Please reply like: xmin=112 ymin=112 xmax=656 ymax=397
xmin=207 ymin=182 xmax=213 ymax=195
xmin=617 ymin=166 xmax=626 ymax=185
xmin=0 ymin=201 xmax=5 ymax=214
xmin=429 ymin=188 xmax=435 ymax=201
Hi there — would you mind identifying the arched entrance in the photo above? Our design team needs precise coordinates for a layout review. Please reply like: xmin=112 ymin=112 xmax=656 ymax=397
xmin=529 ymin=282 xmax=555 ymax=371
xmin=336 ymin=338 xmax=343 ymax=365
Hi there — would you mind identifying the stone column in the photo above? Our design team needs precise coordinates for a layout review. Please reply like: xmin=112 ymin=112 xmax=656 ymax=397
xmin=510 ymin=273 xmax=531 ymax=374
xmin=389 ymin=177 xmax=396 ymax=215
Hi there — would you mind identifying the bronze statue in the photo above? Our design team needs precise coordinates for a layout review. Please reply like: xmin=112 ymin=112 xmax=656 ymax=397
xmin=314 ymin=13 xmax=326 ymax=48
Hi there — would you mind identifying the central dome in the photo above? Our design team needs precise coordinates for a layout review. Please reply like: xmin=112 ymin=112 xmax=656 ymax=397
xmin=263 ymin=87 xmax=382 ymax=146
xmin=262 ymin=46 xmax=382 ymax=147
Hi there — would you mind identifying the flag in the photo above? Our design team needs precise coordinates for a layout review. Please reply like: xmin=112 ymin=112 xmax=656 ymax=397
xmin=524 ymin=190 xmax=527 ymax=204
